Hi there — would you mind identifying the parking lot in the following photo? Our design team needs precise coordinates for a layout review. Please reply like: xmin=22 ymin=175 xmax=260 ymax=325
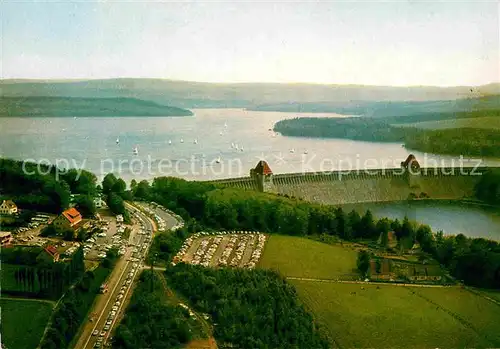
xmin=173 ymin=231 xmax=267 ymax=269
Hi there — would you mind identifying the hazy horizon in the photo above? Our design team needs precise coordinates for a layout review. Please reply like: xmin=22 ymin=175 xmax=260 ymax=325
xmin=3 ymin=1 xmax=499 ymax=86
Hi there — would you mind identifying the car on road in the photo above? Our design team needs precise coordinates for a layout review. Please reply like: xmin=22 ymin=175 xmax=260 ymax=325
xmin=104 ymin=324 xmax=110 ymax=331
xmin=106 ymin=319 xmax=112 ymax=325
xmin=92 ymin=329 xmax=99 ymax=336
xmin=100 ymin=330 xmax=106 ymax=337
xmin=94 ymin=342 xmax=101 ymax=348
xmin=117 ymin=294 xmax=123 ymax=300
xmin=126 ymin=280 xmax=131 ymax=285
xmin=112 ymin=306 xmax=118 ymax=311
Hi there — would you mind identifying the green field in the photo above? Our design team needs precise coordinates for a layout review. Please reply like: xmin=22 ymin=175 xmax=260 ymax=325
xmin=395 ymin=116 xmax=500 ymax=130
xmin=481 ymin=289 xmax=500 ymax=303
xmin=0 ymin=298 xmax=54 ymax=349
xmin=291 ymin=281 xmax=498 ymax=348
xmin=413 ymin=287 xmax=500 ymax=345
xmin=258 ymin=235 xmax=357 ymax=279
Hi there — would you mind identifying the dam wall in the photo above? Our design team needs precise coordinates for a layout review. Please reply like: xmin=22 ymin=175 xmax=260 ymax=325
xmin=206 ymin=159 xmax=496 ymax=205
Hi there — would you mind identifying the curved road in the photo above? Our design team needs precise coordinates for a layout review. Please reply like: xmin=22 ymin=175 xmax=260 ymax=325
xmin=74 ymin=202 xmax=180 ymax=349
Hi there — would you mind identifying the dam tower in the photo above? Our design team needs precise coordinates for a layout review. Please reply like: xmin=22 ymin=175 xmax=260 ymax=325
xmin=250 ymin=160 xmax=275 ymax=192
xmin=401 ymin=154 xmax=421 ymax=189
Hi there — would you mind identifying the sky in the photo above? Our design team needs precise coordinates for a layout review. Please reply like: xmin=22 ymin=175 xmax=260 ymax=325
xmin=1 ymin=1 xmax=499 ymax=86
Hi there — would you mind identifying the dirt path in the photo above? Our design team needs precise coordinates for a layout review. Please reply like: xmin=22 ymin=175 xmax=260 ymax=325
xmin=155 ymin=271 xmax=217 ymax=348
xmin=287 ymin=276 xmax=454 ymax=288
xmin=0 ymin=296 xmax=56 ymax=305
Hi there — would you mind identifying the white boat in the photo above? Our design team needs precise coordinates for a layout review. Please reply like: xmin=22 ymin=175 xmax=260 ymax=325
xmin=231 ymin=142 xmax=235 ymax=148
xmin=290 ymin=148 xmax=295 ymax=153
xmin=224 ymin=122 xmax=227 ymax=128
xmin=133 ymin=146 xmax=138 ymax=155
xmin=219 ymin=131 xmax=223 ymax=136
xmin=168 ymin=140 xmax=172 ymax=145
xmin=194 ymin=139 xmax=198 ymax=144
xmin=116 ymin=137 xmax=119 ymax=144
xmin=180 ymin=139 xmax=184 ymax=143
xmin=215 ymin=156 xmax=221 ymax=164
xmin=235 ymin=144 xmax=239 ymax=150
xmin=304 ymin=150 xmax=308 ymax=154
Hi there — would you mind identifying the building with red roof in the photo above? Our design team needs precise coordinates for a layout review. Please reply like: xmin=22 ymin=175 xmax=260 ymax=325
xmin=37 ymin=244 xmax=60 ymax=263
xmin=52 ymin=207 xmax=83 ymax=235
xmin=250 ymin=160 xmax=275 ymax=192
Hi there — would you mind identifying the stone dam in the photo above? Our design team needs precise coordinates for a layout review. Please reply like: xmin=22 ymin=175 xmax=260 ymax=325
xmin=206 ymin=155 xmax=497 ymax=206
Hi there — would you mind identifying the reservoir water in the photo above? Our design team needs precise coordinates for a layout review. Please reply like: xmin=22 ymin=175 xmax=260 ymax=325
xmin=1 ymin=108 xmax=500 ymax=237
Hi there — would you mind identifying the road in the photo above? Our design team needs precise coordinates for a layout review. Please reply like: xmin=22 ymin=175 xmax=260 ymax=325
xmin=74 ymin=202 xmax=181 ymax=349
xmin=74 ymin=204 xmax=154 ymax=349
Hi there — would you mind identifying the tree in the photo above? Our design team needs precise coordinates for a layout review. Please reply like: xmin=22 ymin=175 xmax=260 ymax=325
xmin=347 ymin=210 xmax=362 ymax=238
xmin=63 ymin=228 xmax=75 ymax=241
xmin=107 ymin=193 xmax=125 ymax=216
xmin=357 ymin=250 xmax=370 ymax=277
xmin=134 ymin=180 xmax=151 ymax=199
xmin=334 ymin=207 xmax=351 ymax=240
xmin=360 ymin=210 xmax=376 ymax=238
xmin=112 ymin=178 xmax=127 ymax=195
xmin=130 ymin=179 xmax=138 ymax=192
xmin=102 ymin=173 xmax=118 ymax=195
xmin=74 ymin=195 xmax=96 ymax=218
xmin=376 ymin=218 xmax=391 ymax=247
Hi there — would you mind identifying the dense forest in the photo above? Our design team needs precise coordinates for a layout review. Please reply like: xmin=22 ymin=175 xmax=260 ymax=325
xmin=0 ymin=158 xmax=98 ymax=214
xmin=40 ymin=250 xmax=119 ymax=349
xmin=252 ymin=95 xmax=500 ymax=116
xmin=475 ymin=168 xmax=500 ymax=204
xmin=273 ymin=109 xmax=500 ymax=157
xmin=165 ymin=264 xmax=330 ymax=349
xmin=131 ymin=176 xmax=500 ymax=288
xmin=112 ymin=270 xmax=203 ymax=349
xmin=1 ymin=246 xmax=85 ymax=299
xmin=0 ymin=96 xmax=193 ymax=117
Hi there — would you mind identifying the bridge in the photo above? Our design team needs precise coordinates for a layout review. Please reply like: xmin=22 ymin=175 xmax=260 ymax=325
xmin=206 ymin=155 xmax=495 ymax=206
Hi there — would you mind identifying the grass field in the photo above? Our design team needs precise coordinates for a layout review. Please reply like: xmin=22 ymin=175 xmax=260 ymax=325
xmin=0 ymin=298 xmax=54 ymax=349
xmin=481 ymin=289 xmax=500 ymax=303
xmin=258 ymin=235 xmax=358 ymax=279
xmin=291 ymin=281 xmax=498 ymax=348
xmin=395 ymin=116 xmax=500 ymax=130
xmin=413 ymin=287 xmax=500 ymax=345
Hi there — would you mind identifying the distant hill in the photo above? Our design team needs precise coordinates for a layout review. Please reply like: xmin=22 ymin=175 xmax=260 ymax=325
xmin=0 ymin=96 xmax=193 ymax=117
xmin=251 ymin=94 xmax=500 ymax=117
xmin=1 ymin=79 xmax=499 ymax=109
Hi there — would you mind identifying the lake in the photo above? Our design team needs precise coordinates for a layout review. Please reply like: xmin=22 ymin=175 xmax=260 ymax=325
xmin=343 ymin=200 xmax=500 ymax=241
xmin=1 ymin=108 xmax=500 ymax=237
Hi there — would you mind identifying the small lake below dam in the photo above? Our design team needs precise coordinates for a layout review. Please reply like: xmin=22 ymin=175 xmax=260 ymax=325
xmin=342 ymin=200 xmax=500 ymax=240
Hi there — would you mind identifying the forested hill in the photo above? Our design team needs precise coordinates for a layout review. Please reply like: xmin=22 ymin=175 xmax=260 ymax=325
xmin=0 ymin=96 xmax=193 ymax=117
xmin=1 ymin=79 xmax=499 ymax=109
xmin=252 ymin=95 xmax=500 ymax=117
xmin=274 ymin=108 xmax=500 ymax=157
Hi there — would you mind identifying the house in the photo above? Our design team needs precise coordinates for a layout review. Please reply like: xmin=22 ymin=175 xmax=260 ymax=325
xmin=116 ymin=214 xmax=124 ymax=223
xmin=0 ymin=200 xmax=18 ymax=215
xmin=37 ymin=245 xmax=60 ymax=263
xmin=52 ymin=208 xmax=83 ymax=234
xmin=408 ymin=266 xmax=442 ymax=282
xmin=370 ymin=259 xmax=394 ymax=280
xmin=0 ymin=232 xmax=13 ymax=246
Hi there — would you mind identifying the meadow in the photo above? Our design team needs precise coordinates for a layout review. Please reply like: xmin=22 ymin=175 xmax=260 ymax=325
xmin=258 ymin=235 xmax=358 ymax=279
xmin=291 ymin=281 xmax=498 ymax=348
xmin=0 ymin=298 xmax=54 ymax=349
xmin=395 ymin=116 xmax=500 ymax=130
